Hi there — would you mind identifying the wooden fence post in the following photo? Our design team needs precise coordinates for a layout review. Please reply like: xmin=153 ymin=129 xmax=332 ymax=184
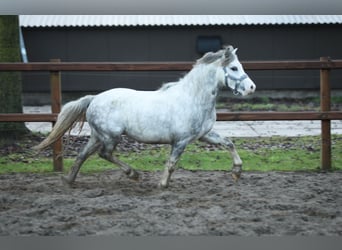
xmin=50 ymin=59 xmax=63 ymax=172
xmin=320 ymin=57 xmax=331 ymax=170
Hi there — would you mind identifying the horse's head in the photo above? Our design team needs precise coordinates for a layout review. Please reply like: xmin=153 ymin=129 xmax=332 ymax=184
xmin=221 ymin=45 xmax=256 ymax=96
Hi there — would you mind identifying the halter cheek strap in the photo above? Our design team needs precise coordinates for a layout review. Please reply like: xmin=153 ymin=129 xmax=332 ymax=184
xmin=223 ymin=67 xmax=249 ymax=95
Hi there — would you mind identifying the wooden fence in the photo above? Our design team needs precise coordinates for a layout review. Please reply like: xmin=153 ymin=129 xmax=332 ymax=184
xmin=1 ymin=58 xmax=342 ymax=172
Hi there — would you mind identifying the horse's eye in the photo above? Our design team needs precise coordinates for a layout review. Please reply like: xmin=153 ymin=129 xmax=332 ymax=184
xmin=230 ymin=66 xmax=238 ymax=71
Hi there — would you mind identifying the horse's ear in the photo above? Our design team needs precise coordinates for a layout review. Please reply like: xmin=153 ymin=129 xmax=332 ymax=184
xmin=224 ymin=45 xmax=234 ymax=55
xmin=224 ymin=45 xmax=235 ymax=64
xmin=233 ymin=48 xmax=238 ymax=54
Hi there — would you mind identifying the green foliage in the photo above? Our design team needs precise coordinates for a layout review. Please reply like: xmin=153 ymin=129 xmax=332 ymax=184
xmin=0 ymin=15 xmax=27 ymax=138
xmin=216 ymin=97 xmax=322 ymax=112
xmin=1 ymin=135 xmax=341 ymax=174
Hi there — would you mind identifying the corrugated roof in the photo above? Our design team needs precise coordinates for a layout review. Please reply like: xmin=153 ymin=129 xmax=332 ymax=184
xmin=19 ymin=15 xmax=342 ymax=28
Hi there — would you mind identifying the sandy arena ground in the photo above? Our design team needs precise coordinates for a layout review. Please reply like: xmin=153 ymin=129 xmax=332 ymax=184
xmin=0 ymin=169 xmax=341 ymax=236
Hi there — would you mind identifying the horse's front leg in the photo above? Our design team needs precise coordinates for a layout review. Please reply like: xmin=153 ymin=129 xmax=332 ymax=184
xmin=200 ymin=131 xmax=243 ymax=181
xmin=158 ymin=141 xmax=188 ymax=188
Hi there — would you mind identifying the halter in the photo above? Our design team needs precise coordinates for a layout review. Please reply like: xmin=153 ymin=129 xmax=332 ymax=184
xmin=223 ymin=67 xmax=249 ymax=95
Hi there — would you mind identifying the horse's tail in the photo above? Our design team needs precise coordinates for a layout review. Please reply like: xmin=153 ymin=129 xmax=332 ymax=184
xmin=33 ymin=95 xmax=95 ymax=151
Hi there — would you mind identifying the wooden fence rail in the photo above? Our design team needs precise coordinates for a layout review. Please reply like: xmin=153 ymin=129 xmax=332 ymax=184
xmin=1 ymin=58 xmax=342 ymax=171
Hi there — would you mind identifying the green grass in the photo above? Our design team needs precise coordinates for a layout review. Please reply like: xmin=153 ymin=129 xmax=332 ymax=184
xmin=229 ymin=103 xmax=308 ymax=111
xmin=0 ymin=155 xmax=114 ymax=174
xmin=215 ymin=97 xmax=321 ymax=111
xmin=1 ymin=135 xmax=341 ymax=174
xmin=216 ymin=95 xmax=341 ymax=112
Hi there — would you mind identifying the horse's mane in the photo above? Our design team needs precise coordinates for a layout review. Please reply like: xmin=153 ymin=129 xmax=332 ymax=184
xmin=196 ymin=45 xmax=236 ymax=66
xmin=195 ymin=50 xmax=225 ymax=65
xmin=159 ymin=46 xmax=235 ymax=91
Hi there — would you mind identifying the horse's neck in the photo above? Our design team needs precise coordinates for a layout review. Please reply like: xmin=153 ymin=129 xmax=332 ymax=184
xmin=182 ymin=64 xmax=219 ymax=105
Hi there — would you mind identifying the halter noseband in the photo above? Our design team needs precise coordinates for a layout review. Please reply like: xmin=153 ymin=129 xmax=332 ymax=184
xmin=223 ymin=67 xmax=249 ymax=96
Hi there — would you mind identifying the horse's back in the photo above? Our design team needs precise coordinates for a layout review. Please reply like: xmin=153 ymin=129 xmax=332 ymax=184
xmin=86 ymin=88 xmax=175 ymax=142
xmin=85 ymin=86 xmax=214 ymax=144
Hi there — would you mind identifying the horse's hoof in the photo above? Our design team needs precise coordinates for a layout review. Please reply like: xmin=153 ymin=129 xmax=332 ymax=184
xmin=61 ymin=176 xmax=74 ymax=186
xmin=231 ymin=165 xmax=242 ymax=182
xmin=231 ymin=172 xmax=241 ymax=182
xmin=127 ymin=169 xmax=140 ymax=181
xmin=157 ymin=181 xmax=169 ymax=189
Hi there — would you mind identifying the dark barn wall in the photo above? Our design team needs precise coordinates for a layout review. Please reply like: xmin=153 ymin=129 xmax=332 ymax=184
xmin=22 ymin=24 xmax=342 ymax=93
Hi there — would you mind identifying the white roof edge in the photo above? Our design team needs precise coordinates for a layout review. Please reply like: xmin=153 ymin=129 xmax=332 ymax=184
xmin=19 ymin=15 xmax=342 ymax=28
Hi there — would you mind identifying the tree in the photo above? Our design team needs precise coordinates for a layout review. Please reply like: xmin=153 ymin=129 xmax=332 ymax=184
xmin=0 ymin=15 xmax=28 ymax=141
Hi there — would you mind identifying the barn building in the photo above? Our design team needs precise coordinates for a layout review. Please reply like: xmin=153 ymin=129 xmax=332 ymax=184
xmin=19 ymin=15 xmax=342 ymax=103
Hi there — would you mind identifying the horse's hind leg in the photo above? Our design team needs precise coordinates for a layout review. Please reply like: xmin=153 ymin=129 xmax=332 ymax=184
xmin=61 ymin=135 xmax=100 ymax=185
xmin=98 ymin=139 xmax=139 ymax=180
xmin=200 ymin=131 xmax=242 ymax=181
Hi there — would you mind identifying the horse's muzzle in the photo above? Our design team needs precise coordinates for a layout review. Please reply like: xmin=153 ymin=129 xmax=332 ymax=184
xmin=240 ymin=79 xmax=256 ymax=96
